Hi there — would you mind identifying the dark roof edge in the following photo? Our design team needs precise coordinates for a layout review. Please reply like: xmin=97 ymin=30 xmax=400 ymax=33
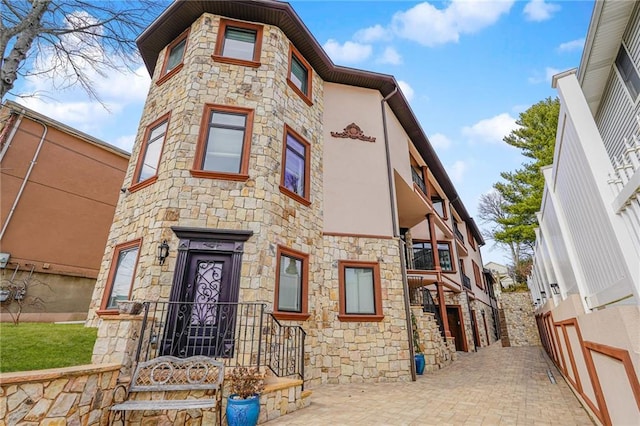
xmin=137 ymin=0 xmax=483 ymax=243
xmin=3 ymin=100 xmax=131 ymax=158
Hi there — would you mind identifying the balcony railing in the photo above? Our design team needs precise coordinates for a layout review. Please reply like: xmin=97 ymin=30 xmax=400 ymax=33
xmin=409 ymin=286 xmax=445 ymax=338
xmin=411 ymin=167 xmax=427 ymax=195
xmin=461 ymin=273 xmax=471 ymax=290
xmin=134 ymin=301 xmax=305 ymax=381
xmin=453 ymin=223 xmax=464 ymax=242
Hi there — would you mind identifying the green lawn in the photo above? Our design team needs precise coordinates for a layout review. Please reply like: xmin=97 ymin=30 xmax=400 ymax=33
xmin=0 ymin=322 xmax=97 ymax=373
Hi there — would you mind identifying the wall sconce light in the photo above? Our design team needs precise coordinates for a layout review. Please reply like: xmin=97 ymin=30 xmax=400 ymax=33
xmin=157 ymin=240 xmax=170 ymax=265
xmin=540 ymin=290 xmax=547 ymax=298
xmin=550 ymin=283 xmax=560 ymax=295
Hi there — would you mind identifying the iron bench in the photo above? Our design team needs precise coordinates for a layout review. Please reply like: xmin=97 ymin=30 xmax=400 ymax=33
xmin=110 ymin=355 xmax=225 ymax=424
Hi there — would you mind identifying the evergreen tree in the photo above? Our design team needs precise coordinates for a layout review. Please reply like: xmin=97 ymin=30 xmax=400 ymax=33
xmin=481 ymin=97 xmax=559 ymax=281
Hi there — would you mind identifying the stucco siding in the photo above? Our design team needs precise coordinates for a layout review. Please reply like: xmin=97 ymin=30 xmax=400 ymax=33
xmin=323 ymin=83 xmax=393 ymax=236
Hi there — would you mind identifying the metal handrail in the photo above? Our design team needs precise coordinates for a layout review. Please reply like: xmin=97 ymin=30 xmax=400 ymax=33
xmin=134 ymin=301 xmax=305 ymax=382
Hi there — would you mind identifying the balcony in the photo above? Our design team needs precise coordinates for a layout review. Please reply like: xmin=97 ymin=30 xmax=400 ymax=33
xmin=133 ymin=301 xmax=306 ymax=380
xmin=411 ymin=167 xmax=427 ymax=196
xmin=453 ymin=223 xmax=464 ymax=243
xmin=461 ymin=273 xmax=472 ymax=290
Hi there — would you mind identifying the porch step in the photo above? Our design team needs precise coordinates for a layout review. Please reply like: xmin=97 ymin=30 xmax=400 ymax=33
xmin=263 ymin=376 xmax=303 ymax=394
xmin=257 ymin=377 xmax=311 ymax=424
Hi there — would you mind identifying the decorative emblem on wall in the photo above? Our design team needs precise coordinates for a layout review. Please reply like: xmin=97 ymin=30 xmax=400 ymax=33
xmin=330 ymin=123 xmax=376 ymax=142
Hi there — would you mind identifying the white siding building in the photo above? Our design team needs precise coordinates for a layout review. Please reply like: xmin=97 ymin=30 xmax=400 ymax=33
xmin=530 ymin=1 xmax=640 ymax=424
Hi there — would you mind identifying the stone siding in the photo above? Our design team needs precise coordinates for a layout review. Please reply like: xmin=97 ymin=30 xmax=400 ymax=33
xmin=0 ymin=364 xmax=120 ymax=426
xmin=499 ymin=292 xmax=541 ymax=346
xmin=411 ymin=307 xmax=456 ymax=372
xmin=471 ymin=300 xmax=498 ymax=348
xmin=308 ymin=235 xmax=411 ymax=385
xmin=87 ymin=12 xmax=325 ymax=327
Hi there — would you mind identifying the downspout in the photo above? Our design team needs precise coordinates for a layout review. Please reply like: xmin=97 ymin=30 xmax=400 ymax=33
xmin=0 ymin=112 xmax=22 ymax=162
xmin=0 ymin=114 xmax=48 ymax=241
xmin=381 ymin=87 xmax=417 ymax=381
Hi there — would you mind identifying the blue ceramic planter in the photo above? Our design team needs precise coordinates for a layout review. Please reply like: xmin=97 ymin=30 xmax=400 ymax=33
xmin=226 ymin=394 xmax=260 ymax=426
xmin=415 ymin=353 xmax=426 ymax=375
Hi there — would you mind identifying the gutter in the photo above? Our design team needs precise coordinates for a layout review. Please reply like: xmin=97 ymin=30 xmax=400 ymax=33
xmin=0 ymin=113 xmax=48 ymax=241
xmin=381 ymin=86 xmax=417 ymax=381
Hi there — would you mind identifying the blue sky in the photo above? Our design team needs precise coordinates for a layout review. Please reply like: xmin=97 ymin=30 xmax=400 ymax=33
xmin=11 ymin=0 xmax=595 ymax=264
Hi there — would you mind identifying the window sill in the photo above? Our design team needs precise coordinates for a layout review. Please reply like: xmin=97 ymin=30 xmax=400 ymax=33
xmin=272 ymin=312 xmax=310 ymax=321
xmin=96 ymin=309 xmax=120 ymax=316
xmin=129 ymin=176 xmax=158 ymax=193
xmin=286 ymin=79 xmax=313 ymax=106
xmin=212 ymin=55 xmax=261 ymax=68
xmin=279 ymin=185 xmax=311 ymax=207
xmin=156 ymin=63 xmax=184 ymax=86
xmin=441 ymin=270 xmax=457 ymax=274
xmin=190 ymin=169 xmax=249 ymax=182
xmin=338 ymin=314 xmax=384 ymax=322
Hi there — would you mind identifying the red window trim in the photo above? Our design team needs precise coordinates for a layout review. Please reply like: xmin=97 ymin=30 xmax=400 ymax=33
xmin=212 ymin=19 xmax=263 ymax=68
xmin=273 ymin=245 xmax=310 ymax=321
xmin=287 ymin=44 xmax=313 ymax=106
xmin=279 ymin=125 xmax=311 ymax=206
xmin=129 ymin=112 xmax=171 ymax=193
xmin=437 ymin=241 xmax=456 ymax=273
xmin=156 ymin=29 xmax=189 ymax=86
xmin=97 ymin=238 xmax=142 ymax=315
xmin=473 ymin=260 xmax=483 ymax=290
xmin=338 ymin=260 xmax=384 ymax=322
xmin=190 ymin=103 xmax=254 ymax=182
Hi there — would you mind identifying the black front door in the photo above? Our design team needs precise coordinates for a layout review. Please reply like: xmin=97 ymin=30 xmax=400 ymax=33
xmin=162 ymin=252 xmax=237 ymax=357
xmin=161 ymin=227 xmax=253 ymax=359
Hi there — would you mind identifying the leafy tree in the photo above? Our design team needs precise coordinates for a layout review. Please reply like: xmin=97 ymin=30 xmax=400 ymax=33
xmin=0 ymin=0 xmax=165 ymax=102
xmin=480 ymin=97 xmax=559 ymax=282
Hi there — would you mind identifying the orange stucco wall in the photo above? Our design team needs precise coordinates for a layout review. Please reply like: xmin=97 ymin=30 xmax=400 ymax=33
xmin=0 ymin=114 xmax=128 ymax=280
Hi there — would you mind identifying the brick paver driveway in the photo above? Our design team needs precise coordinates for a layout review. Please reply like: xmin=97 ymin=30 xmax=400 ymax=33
xmin=270 ymin=343 xmax=594 ymax=425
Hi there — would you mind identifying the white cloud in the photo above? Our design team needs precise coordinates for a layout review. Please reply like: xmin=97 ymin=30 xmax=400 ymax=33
xmin=391 ymin=0 xmax=514 ymax=46
xmin=16 ymin=97 xmax=119 ymax=133
xmin=557 ymin=38 xmax=584 ymax=53
xmin=462 ymin=113 xmax=519 ymax=143
xmin=354 ymin=24 xmax=391 ymax=43
xmin=448 ymin=160 xmax=468 ymax=183
xmin=528 ymin=66 xmax=560 ymax=84
xmin=113 ymin=135 xmax=137 ymax=153
xmin=429 ymin=133 xmax=452 ymax=150
xmin=322 ymin=39 xmax=372 ymax=64
xmin=377 ymin=47 xmax=402 ymax=65
xmin=523 ymin=0 xmax=560 ymax=22
xmin=397 ymin=80 xmax=415 ymax=102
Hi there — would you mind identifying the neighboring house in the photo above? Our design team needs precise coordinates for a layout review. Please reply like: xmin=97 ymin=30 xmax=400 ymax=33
xmin=530 ymin=1 xmax=640 ymax=424
xmin=0 ymin=101 xmax=129 ymax=322
xmin=87 ymin=0 xmax=498 ymax=389
xmin=484 ymin=261 xmax=515 ymax=289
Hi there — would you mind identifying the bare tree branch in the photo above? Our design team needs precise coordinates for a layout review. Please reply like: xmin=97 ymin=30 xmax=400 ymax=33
xmin=0 ymin=0 xmax=165 ymax=102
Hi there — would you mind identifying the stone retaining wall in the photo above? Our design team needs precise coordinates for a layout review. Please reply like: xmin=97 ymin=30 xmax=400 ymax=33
xmin=499 ymin=292 xmax=540 ymax=346
xmin=0 ymin=364 xmax=120 ymax=425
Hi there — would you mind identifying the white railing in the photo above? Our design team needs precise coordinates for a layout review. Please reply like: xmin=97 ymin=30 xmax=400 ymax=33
xmin=607 ymin=114 xmax=640 ymax=254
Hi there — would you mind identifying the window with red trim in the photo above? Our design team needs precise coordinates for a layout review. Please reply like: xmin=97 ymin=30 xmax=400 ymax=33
xmin=287 ymin=45 xmax=313 ymax=105
xmin=274 ymin=246 xmax=309 ymax=320
xmin=473 ymin=261 xmax=483 ymax=289
xmin=280 ymin=125 xmax=311 ymax=205
xmin=100 ymin=239 xmax=141 ymax=312
xmin=213 ymin=19 xmax=263 ymax=68
xmin=130 ymin=113 xmax=169 ymax=192
xmin=157 ymin=30 xmax=188 ymax=85
xmin=338 ymin=260 xmax=383 ymax=322
xmin=191 ymin=104 xmax=254 ymax=181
